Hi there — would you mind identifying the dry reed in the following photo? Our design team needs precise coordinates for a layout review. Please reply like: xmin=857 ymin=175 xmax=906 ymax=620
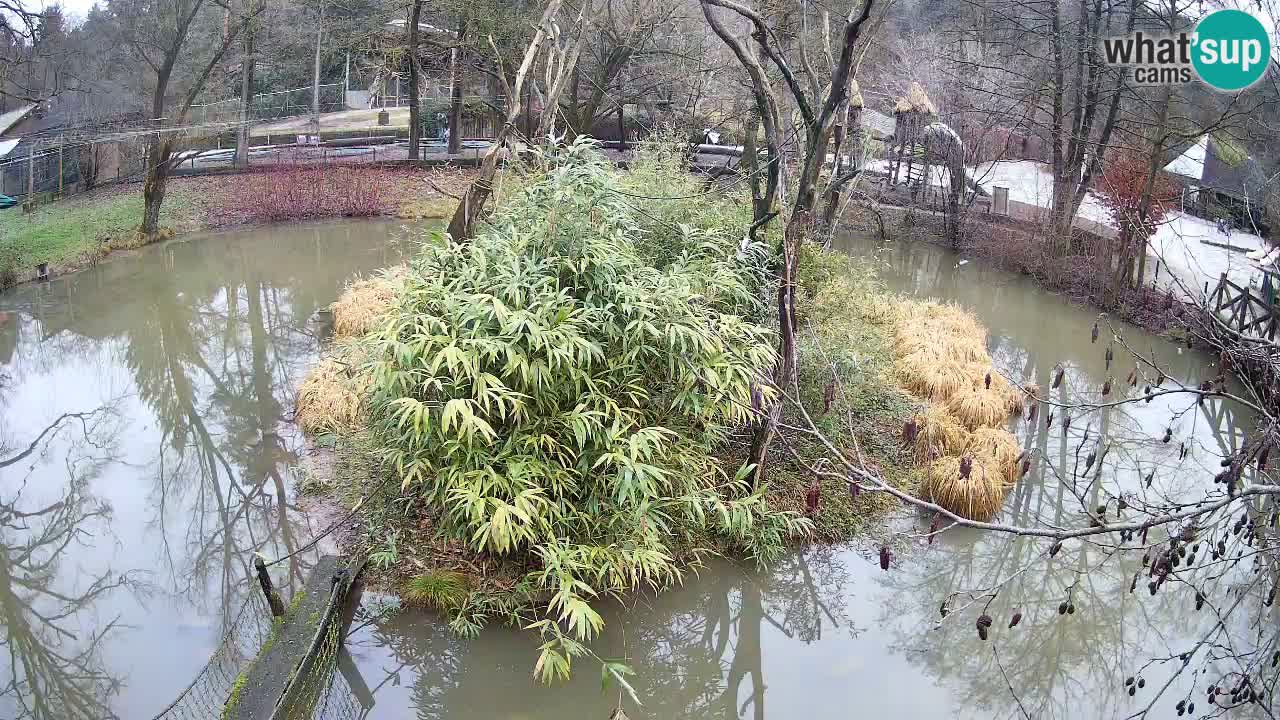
xmin=891 ymin=298 xmax=1027 ymax=520
xmin=913 ymin=404 xmax=970 ymax=462
xmin=964 ymin=428 xmax=1021 ymax=481
xmin=296 ymin=357 xmax=367 ymax=433
xmin=921 ymin=455 xmax=1007 ymax=521
xmin=331 ymin=266 xmax=407 ymax=339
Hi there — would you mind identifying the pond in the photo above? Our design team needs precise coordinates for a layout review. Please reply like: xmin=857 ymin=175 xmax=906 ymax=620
xmin=0 ymin=221 xmax=1257 ymax=720
xmin=0 ymin=219 xmax=411 ymax=719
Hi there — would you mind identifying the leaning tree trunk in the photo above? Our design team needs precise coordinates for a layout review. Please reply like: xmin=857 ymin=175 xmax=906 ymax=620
xmin=446 ymin=0 xmax=564 ymax=241
xmin=406 ymin=0 xmax=423 ymax=160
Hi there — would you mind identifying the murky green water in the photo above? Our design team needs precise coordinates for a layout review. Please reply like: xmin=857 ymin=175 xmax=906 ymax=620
xmin=0 ymin=223 xmax=1258 ymax=719
xmin=0 ymin=219 xmax=411 ymax=719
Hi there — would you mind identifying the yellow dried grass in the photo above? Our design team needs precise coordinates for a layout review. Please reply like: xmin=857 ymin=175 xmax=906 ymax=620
xmin=913 ymin=404 xmax=970 ymax=461
xmin=899 ymin=361 xmax=969 ymax=401
xmin=964 ymin=428 xmax=1021 ymax=481
xmin=331 ymin=266 xmax=407 ymax=339
xmin=961 ymin=364 xmax=1024 ymax=414
xmin=906 ymin=82 xmax=937 ymax=115
xmin=946 ymin=387 xmax=1011 ymax=429
xmin=296 ymin=357 xmax=367 ymax=433
xmin=893 ymin=333 xmax=988 ymax=364
xmin=921 ymin=455 xmax=1006 ymax=521
xmin=890 ymin=298 xmax=1026 ymax=519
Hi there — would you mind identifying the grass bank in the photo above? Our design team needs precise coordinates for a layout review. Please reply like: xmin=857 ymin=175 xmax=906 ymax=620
xmin=0 ymin=165 xmax=472 ymax=289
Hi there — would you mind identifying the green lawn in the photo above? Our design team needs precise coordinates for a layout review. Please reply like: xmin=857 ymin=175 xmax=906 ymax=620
xmin=0 ymin=189 xmax=195 ymax=277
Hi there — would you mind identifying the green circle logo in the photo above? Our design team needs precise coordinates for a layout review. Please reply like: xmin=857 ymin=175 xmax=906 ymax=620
xmin=1192 ymin=9 xmax=1271 ymax=91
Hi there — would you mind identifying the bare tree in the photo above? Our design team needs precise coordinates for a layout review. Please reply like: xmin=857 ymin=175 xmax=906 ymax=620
xmin=407 ymin=0 xmax=425 ymax=159
xmin=114 ymin=0 xmax=258 ymax=236
xmin=700 ymin=0 xmax=878 ymax=482
xmin=446 ymin=0 xmax=582 ymax=241
xmin=775 ymin=298 xmax=1280 ymax=718
xmin=946 ymin=0 xmax=1135 ymax=246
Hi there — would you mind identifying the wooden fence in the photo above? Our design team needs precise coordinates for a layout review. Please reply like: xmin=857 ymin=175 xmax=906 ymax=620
xmin=1209 ymin=272 xmax=1280 ymax=342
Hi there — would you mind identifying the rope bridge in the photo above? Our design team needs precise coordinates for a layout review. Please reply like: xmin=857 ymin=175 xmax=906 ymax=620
xmin=149 ymin=556 xmax=372 ymax=720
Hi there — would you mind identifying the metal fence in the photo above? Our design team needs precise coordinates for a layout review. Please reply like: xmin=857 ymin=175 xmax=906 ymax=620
xmin=189 ymin=84 xmax=347 ymax=125
xmin=0 ymin=134 xmax=149 ymax=203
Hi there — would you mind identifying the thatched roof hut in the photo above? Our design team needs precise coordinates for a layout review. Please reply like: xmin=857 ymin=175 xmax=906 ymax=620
xmin=893 ymin=82 xmax=937 ymax=116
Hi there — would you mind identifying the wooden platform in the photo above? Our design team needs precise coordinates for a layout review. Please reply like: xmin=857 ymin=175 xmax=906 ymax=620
xmin=1210 ymin=272 xmax=1280 ymax=342
xmin=224 ymin=555 xmax=365 ymax=720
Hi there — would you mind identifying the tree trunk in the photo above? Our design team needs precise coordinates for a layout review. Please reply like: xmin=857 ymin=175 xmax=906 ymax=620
xmin=1105 ymin=226 xmax=1133 ymax=309
xmin=310 ymin=0 xmax=325 ymax=134
xmin=946 ymin=160 xmax=964 ymax=248
xmin=1135 ymin=239 xmax=1148 ymax=288
xmin=235 ymin=18 xmax=256 ymax=168
xmin=447 ymin=0 xmax=563 ymax=241
xmin=745 ymin=208 xmax=806 ymax=482
xmin=407 ymin=0 xmax=423 ymax=160
xmin=141 ymin=136 xmax=171 ymax=237
xmin=447 ymin=21 xmax=466 ymax=155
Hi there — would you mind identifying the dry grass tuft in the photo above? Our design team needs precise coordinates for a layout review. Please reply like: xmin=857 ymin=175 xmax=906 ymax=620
xmin=296 ymin=357 xmax=368 ymax=433
xmin=964 ymin=428 xmax=1021 ymax=481
xmin=898 ymin=353 xmax=974 ymax=400
xmin=913 ymin=404 xmax=969 ymax=462
xmin=947 ymin=387 xmax=1012 ymax=429
xmin=331 ymin=266 xmax=407 ymax=339
xmin=960 ymin=364 xmax=1024 ymax=414
xmin=890 ymin=298 xmax=1027 ymax=520
xmin=921 ymin=455 xmax=1007 ymax=521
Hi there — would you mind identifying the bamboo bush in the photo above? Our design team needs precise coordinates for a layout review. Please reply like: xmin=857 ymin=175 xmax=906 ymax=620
xmin=362 ymin=140 xmax=808 ymax=680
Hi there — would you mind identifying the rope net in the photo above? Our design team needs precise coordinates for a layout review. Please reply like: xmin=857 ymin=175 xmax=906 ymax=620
xmin=151 ymin=587 xmax=372 ymax=720
xmin=148 ymin=591 xmax=275 ymax=720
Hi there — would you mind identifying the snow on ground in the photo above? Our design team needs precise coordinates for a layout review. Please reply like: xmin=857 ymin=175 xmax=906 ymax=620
xmin=1149 ymin=213 xmax=1266 ymax=299
xmin=969 ymin=160 xmax=1113 ymax=225
xmin=868 ymin=156 xmax=1272 ymax=298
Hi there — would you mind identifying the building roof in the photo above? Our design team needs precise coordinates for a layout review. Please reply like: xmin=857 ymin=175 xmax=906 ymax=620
xmin=1163 ymin=135 xmax=1206 ymax=180
xmin=1162 ymin=134 xmax=1265 ymax=201
xmin=0 ymin=104 xmax=36 ymax=137
xmin=1202 ymin=139 xmax=1266 ymax=201
xmin=0 ymin=138 xmax=19 ymax=159
xmin=863 ymin=109 xmax=895 ymax=140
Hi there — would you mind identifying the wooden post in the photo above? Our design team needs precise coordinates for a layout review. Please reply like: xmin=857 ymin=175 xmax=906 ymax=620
xmin=255 ymin=556 xmax=286 ymax=616
xmin=57 ymin=137 xmax=63 ymax=196
xmin=27 ymin=142 xmax=35 ymax=198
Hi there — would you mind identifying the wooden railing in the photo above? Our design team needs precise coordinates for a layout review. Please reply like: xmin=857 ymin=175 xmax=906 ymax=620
xmin=1209 ymin=272 xmax=1280 ymax=342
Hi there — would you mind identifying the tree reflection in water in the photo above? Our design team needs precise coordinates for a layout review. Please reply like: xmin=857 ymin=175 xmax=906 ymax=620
xmin=0 ymin=220 xmax=408 ymax=717
xmin=350 ymin=233 xmax=1267 ymax=720
xmin=0 ymin=404 xmax=137 ymax=720
xmin=353 ymin=548 xmax=859 ymax=720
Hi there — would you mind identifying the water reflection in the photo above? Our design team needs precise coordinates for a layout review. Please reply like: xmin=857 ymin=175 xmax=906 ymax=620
xmin=350 ymin=549 xmax=867 ymax=720
xmin=0 ymin=404 xmax=129 ymax=720
xmin=0 ymin=220 xmax=409 ymax=717
xmin=840 ymin=233 xmax=1263 ymax=719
